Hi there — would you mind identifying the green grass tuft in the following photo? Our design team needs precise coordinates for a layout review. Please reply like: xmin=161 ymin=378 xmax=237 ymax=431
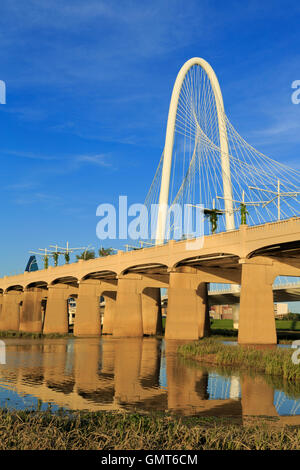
xmin=178 ymin=338 xmax=300 ymax=382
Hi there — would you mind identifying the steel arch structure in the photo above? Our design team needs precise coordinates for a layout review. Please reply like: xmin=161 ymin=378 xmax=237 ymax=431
xmin=155 ymin=57 xmax=235 ymax=244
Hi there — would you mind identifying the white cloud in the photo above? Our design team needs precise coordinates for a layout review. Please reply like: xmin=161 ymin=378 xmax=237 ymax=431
xmin=75 ymin=153 xmax=112 ymax=167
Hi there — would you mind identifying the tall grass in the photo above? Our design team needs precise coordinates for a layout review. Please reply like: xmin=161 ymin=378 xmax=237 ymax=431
xmin=0 ymin=409 xmax=298 ymax=450
xmin=178 ymin=338 xmax=300 ymax=382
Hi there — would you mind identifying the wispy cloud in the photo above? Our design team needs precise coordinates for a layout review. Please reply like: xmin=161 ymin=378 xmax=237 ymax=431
xmin=75 ymin=153 xmax=113 ymax=167
xmin=1 ymin=148 xmax=114 ymax=168
xmin=4 ymin=181 xmax=38 ymax=191
xmin=2 ymin=149 xmax=57 ymax=160
xmin=13 ymin=192 xmax=62 ymax=206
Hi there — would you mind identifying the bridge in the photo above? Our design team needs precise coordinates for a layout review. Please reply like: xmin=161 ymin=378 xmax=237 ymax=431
xmin=0 ymin=57 xmax=299 ymax=344
xmin=209 ymin=280 xmax=300 ymax=304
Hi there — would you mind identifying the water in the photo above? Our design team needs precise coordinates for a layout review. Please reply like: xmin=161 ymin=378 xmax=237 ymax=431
xmin=0 ymin=337 xmax=299 ymax=423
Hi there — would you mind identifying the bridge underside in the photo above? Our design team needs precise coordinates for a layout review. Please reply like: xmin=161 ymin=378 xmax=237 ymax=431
xmin=209 ymin=287 xmax=300 ymax=305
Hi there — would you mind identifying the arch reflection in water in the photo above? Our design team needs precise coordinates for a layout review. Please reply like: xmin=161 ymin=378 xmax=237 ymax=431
xmin=0 ymin=337 xmax=299 ymax=424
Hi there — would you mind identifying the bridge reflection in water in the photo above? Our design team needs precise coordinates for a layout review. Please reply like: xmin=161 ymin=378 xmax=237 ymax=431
xmin=0 ymin=337 xmax=299 ymax=425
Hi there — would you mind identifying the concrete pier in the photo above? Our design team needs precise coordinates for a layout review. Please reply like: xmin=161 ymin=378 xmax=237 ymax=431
xmin=74 ymin=280 xmax=101 ymax=336
xmin=0 ymin=291 xmax=22 ymax=331
xmin=43 ymin=285 xmax=69 ymax=335
xmin=113 ymin=278 xmax=143 ymax=337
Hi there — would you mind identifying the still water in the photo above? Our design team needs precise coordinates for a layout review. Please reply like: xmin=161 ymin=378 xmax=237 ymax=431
xmin=0 ymin=337 xmax=299 ymax=423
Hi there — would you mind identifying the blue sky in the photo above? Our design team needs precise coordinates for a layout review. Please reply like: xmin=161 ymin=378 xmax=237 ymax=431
xmin=0 ymin=0 xmax=300 ymax=275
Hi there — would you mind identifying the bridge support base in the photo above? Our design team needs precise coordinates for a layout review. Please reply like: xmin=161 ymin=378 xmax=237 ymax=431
xmin=0 ymin=291 xmax=22 ymax=331
xmin=238 ymin=261 xmax=276 ymax=344
xmin=74 ymin=280 xmax=101 ymax=336
xmin=102 ymin=291 xmax=117 ymax=334
xmin=43 ymin=285 xmax=69 ymax=334
xmin=142 ymin=287 xmax=162 ymax=336
xmin=165 ymin=273 xmax=208 ymax=340
xmin=113 ymin=279 xmax=143 ymax=337
xmin=20 ymin=288 xmax=44 ymax=333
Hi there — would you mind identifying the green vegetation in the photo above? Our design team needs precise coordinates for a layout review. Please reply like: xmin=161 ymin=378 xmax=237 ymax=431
xmin=76 ymin=250 xmax=95 ymax=261
xmin=0 ymin=331 xmax=73 ymax=339
xmin=98 ymin=247 xmax=115 ymax=257
xmin=178 ymin=338 xmax=300 ymax=382
xmin=64 ymin=252 xmax=70 ymax=264
xmin=210 ymin=319 xmax=300 ymax=340
xmin=211 ymin=318 xmax=300 ymax=331
xmin=44 ymin=255 xmax=49 ymax=270
xmin=52 ymin=251 xmax=60 ymax=267
xmin=211 ymin=319 xmax=234 ymax=329
xmin=275 ymin=320 xmax=300 ymax=331
xmin=0 ymin=409 xmax=298 ymax=450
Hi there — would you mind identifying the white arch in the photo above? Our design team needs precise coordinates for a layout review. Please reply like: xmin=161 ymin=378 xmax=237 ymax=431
xmin=155 ymin=57 xmax=235 ymax=245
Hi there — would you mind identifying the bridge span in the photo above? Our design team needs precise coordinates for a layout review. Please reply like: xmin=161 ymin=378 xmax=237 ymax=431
xmin=0 ymin=217 xmax=299 ymax=344
xmin=209 ymin=282 xmax=300 ymax=304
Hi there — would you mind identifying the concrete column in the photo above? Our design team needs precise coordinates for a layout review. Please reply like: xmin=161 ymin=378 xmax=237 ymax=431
xmin=197 ymin=282 xmax=210 ymax=338
xmin=165 ymin=273 xmax=199 ymax=340
xmin=0 ymin=291 xmax=22 ymax=331
xmin=238 ymin=261 xmax=276 ymax=344
xmin=113 ymin=278 xmax=143 ymax=337
xmin=232 ymin=304 xmax=240 ymax=329
xmin=43 ymin=285 xmax=69 ymax=334
xmin=142 ymin=288 xmax=162 ymax=336
xmin=19 ymin=288 xmax=44 ymax=333
xmin=74 ymin=280 xmax=101 ymax=336
xmin=102 ymin=292 xmax=117 ymax=335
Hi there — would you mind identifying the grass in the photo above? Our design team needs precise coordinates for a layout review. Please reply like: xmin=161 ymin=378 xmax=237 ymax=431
xmin=0 ymin=330 xmax=73 ymax=339
xmin=211 ymin=319 xmax=300 ymax=331
xmin=275 ymin=320 xmax=300 ymax=331
xmin=211 ymin=319 xmax=234 ymax=329
xmin=178 ymin=338 xmax=300 ymax=382
xmin=209 ymin=319 xmax=300 ymax=342
xmin=0 ymin=409 xmax=299 ymax=450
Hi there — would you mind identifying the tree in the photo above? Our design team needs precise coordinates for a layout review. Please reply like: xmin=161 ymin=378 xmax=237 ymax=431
xmin=240 ymin=203 xmax=249 ymax=225
xmin=98 ymin=247 xmax=114 ymax=257
xmin=204 ymin=208 xmax=222 ymax=234
xmin=64 ymin=252 xmax=70 ymax=264
xmin=76 ymin=250 xmax=95 ymax=261
xmin=44 ymin=255 xmax=49 ymax=270
xmin=52 ymin=252 xmax=61 ymax=267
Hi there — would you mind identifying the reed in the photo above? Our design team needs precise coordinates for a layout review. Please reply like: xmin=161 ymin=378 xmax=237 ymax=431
xmin=178 ymin=338 xmax=300 ymax=382
xmin=0 ymin=409 xmax=298 ymax=450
